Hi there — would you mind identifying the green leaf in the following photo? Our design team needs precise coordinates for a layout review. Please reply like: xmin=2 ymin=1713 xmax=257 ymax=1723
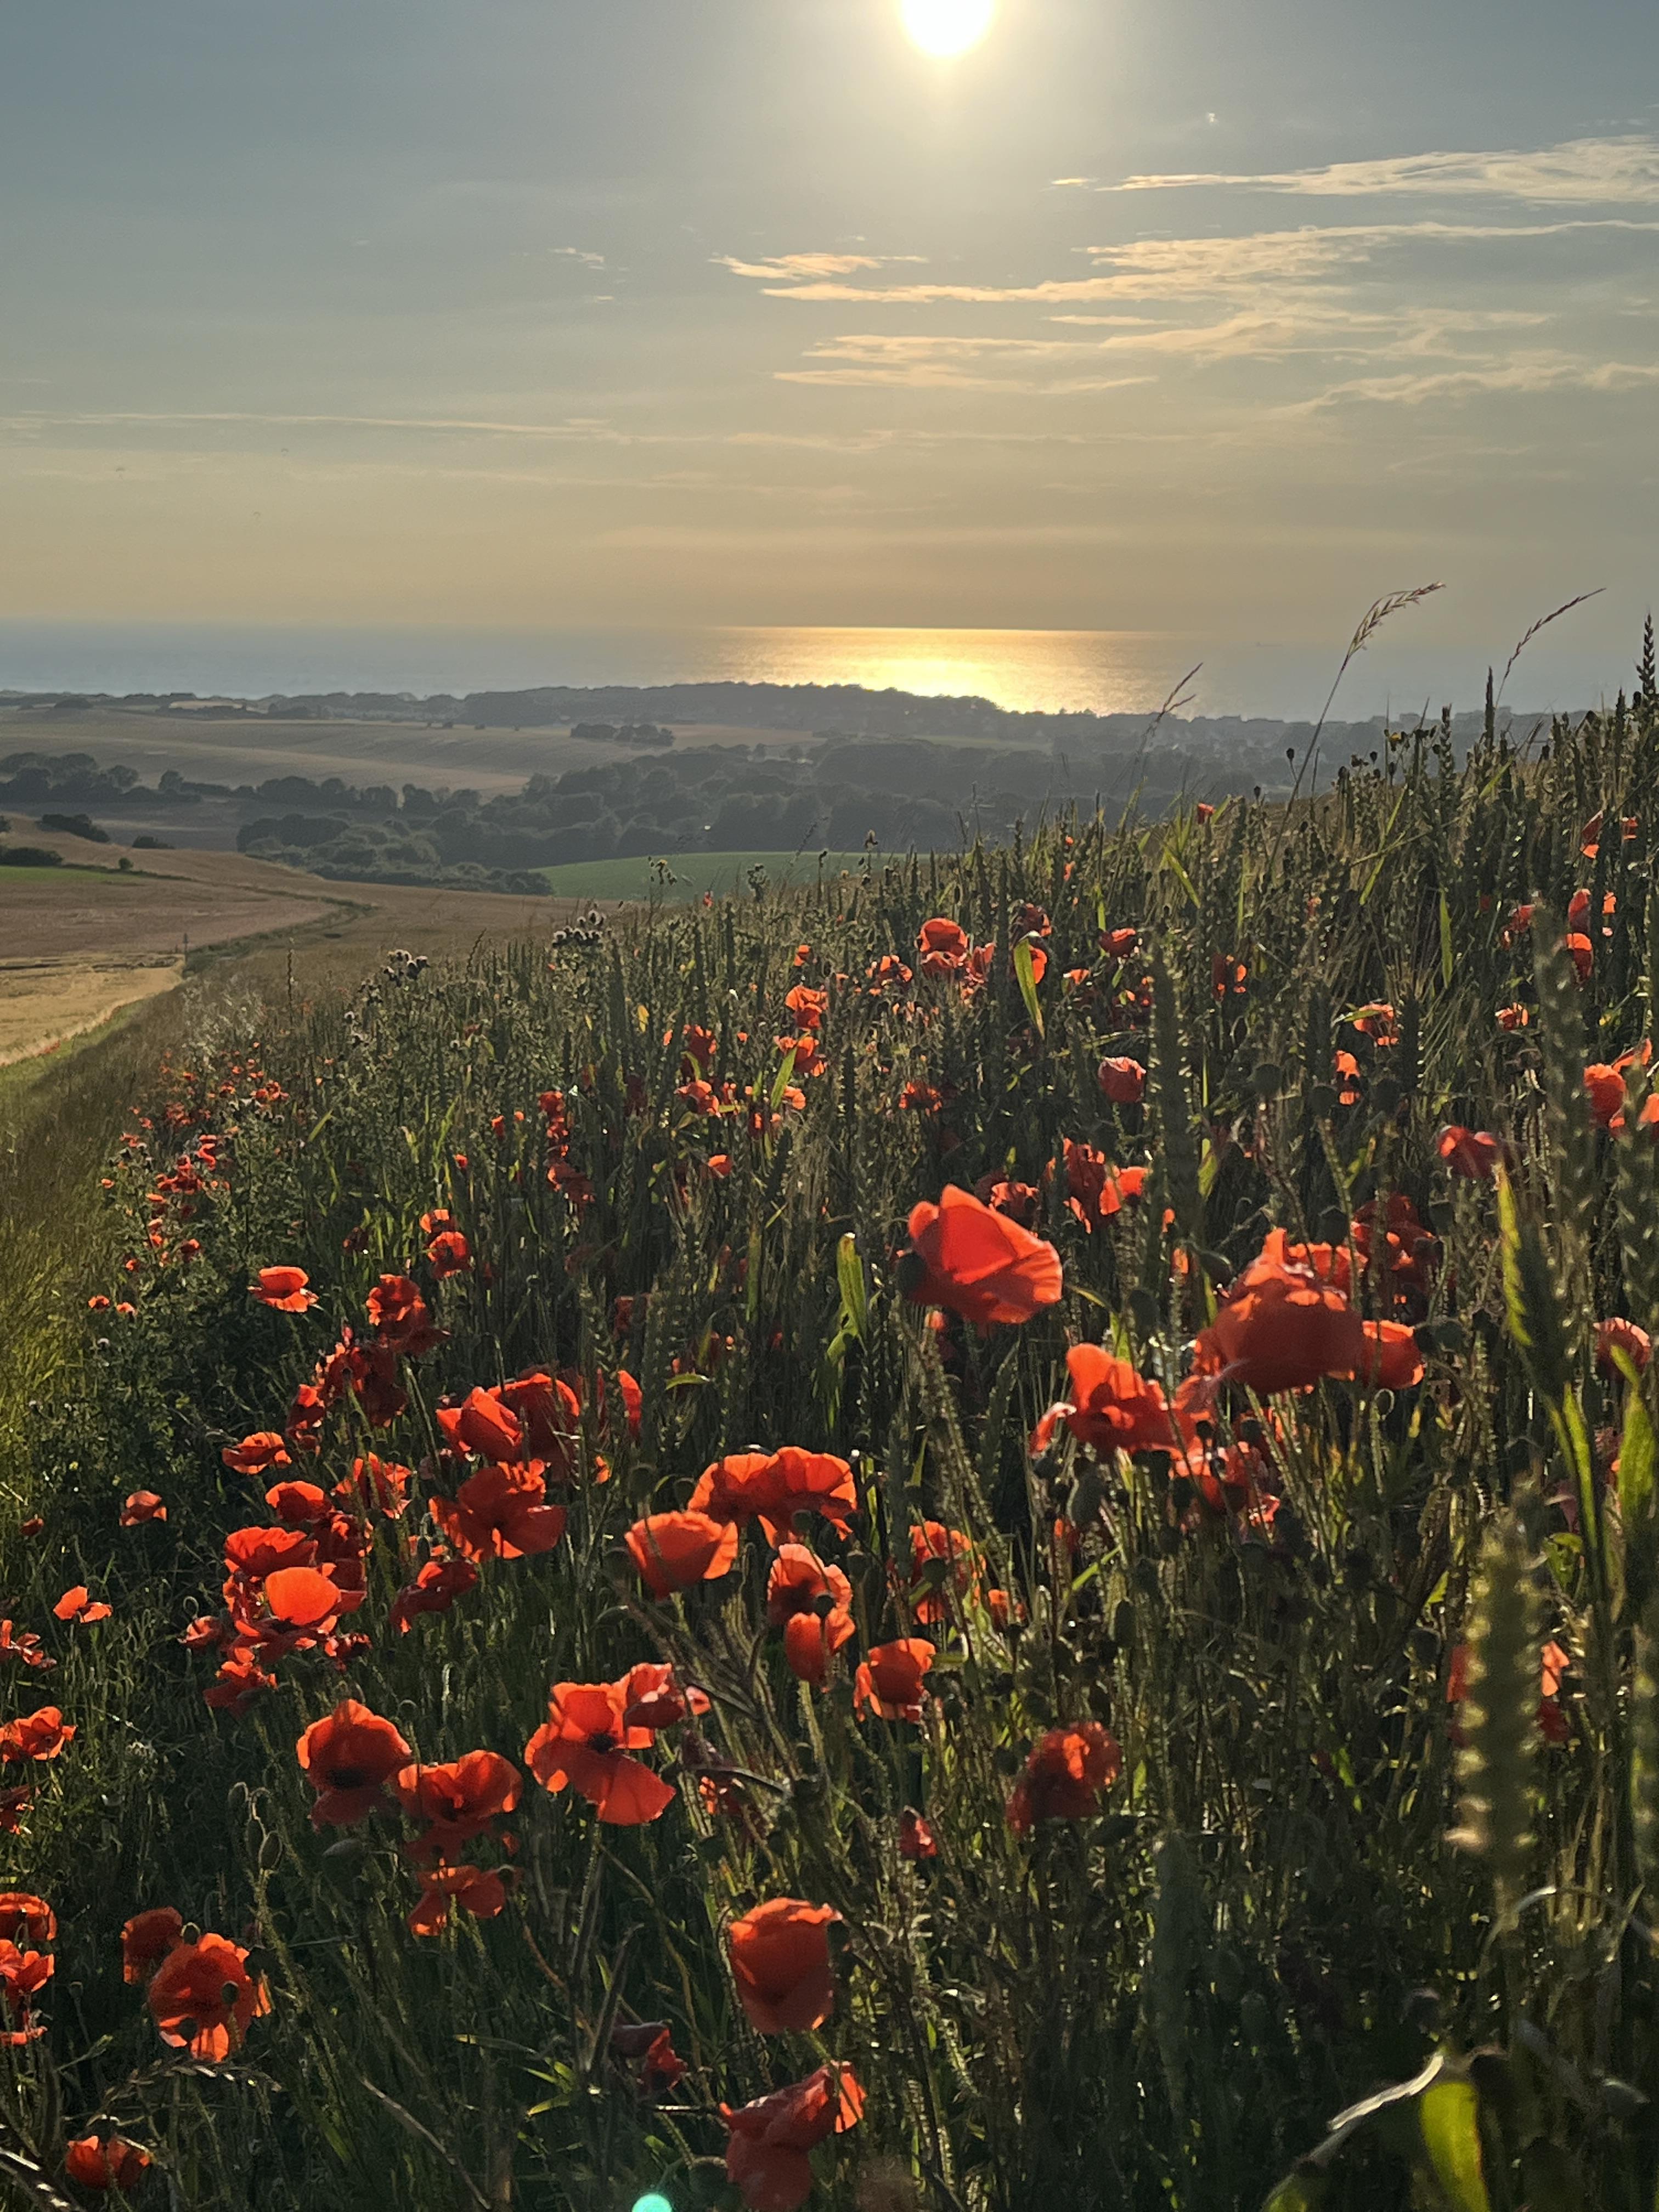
xmin=1615 ymin=1349 xmax=1656 ymax=1530
xmin=1418 ymin=2078 xmax=1491 ymax=2212
xmin=836 ymin=1232 xmax=867 ymax=1341
xmin=1262 ymin=2178 xmax=1324 ymax=2212
xmin=769 ymin=1043 xmax=799 ymax=1110
xmin=1163 ymin=848 xmax=1200 ymax=909
xmin=1013 ymin=936 xmax=1045 ymax=1039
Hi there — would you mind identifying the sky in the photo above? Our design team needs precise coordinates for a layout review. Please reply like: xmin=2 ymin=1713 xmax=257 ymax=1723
xmin=1 ymin=0 xmax=1654 ymax=686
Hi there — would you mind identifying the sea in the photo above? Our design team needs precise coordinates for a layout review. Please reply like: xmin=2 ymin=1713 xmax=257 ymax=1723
xmin=0 ymin=621 xmax=1623 ymax=724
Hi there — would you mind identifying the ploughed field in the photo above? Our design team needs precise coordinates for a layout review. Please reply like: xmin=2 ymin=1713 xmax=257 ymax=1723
xmin=8 ymin=696 xmax=1659 ymax=2209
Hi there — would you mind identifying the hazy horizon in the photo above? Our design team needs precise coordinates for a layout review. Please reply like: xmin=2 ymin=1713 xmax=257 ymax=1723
xmin=0 ymin=616 xmax=1641 ymax=724
xmin=2 ymin=1 xmax=1654 ymax=670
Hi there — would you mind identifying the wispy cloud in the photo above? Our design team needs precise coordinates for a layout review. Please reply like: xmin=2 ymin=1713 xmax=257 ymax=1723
xmin=0 ymin=409 xmax=647 ymax=443
xmin=552 ymin=247 xmax=606 ymax=267
xmin=1102 ymin=134 xmax=1659 ymax=205
xmin=777 ymin=307 xmax=1562 ymax=391
xmin=720 ymin=219 xmax=1654 ymax=304
xmin=1290 ymin=354 xmax=1659 ymax=410
xmin=715 ymin=251 xmax=926 ymax=282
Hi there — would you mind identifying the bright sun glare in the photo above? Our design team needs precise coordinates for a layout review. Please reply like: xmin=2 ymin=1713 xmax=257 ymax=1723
xmin=901 ymin=0 xmax=996 ymax=59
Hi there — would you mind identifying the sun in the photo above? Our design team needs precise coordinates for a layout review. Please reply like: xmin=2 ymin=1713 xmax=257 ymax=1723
xmin=900 ymin=0 xmax=996 ymax=59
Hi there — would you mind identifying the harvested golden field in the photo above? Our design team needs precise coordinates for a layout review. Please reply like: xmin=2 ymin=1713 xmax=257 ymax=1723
xmin=0 ymin=822 xmax=590 ymax=1062
xmin=0 ymin=957 xmax=181 ymax=1070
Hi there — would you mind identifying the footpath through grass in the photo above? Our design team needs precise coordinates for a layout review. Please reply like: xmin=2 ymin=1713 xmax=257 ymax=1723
xmin=10 ymin=677 xmax=1659 ymax=2208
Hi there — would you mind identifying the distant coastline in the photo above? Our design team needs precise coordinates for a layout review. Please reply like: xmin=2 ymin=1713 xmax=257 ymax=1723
xmin=0 ymin=674 xmax=1543 ymax=753
xmin=0 ymin=619 xmax=1619 ymax=725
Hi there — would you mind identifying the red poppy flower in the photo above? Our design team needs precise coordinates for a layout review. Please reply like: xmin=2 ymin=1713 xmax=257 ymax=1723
xmin=427 ymin=1228 xmax=472 ymax=1278
xmin=1598 ymin=1317 xmax=1653 ymax=1374
xmin=783 ymin=984 xmax=828 ymax=1032
xmin=202 ymin=1643 xmax=277 ymax=1715
xmin=394 ymin=1750 xmax=522 ymax=1861
xmin=1042 ymin=1344 xmax=1181 ymax=1457
xmin=0 ymin=1621 xmax=52 ymax=1672
xmin=625 ymin=1510 xmax=741 ymax=1598
xmin=296 ymin=1699 xmax=413 ymax=1827
xmin=0 ymin=1708 xmax=74 ymax=1763
xmin=524 ymin=1680 xmax=675 ymax=1825
xmin=904 ymin=1520 xmax=976 ymax=1623
xmin=637 ymin=2025 xmax=685 ymax=2095
xmin=616 ymin=1661 xmax=711 ymax=1734
xmin=260 ymin=1566 xmax=354 ymax=1638
xmin=498 ymin=1372 xmax=583 ymax=1471
xmin=390 ymin=1549 xmax=478 ymax=1634
xmin=916 ymin=917 xmax=969 ymax=975
xmin=52 ymin=1586 xmax=112 ymax=1626
xmin=432 ymin=1462 xmax=567 ymax=1561
xmin=1006 ymin=1721 xmax=1122 ymax=1833
xmin=1437 ymin=1125 xmax=1503 ymax=1180
xmin=333 ymin=1454 xmax=412 ymax=1521
xmin=120 ymin=1492 xmax=166 ymax=1526
xmin=1357 ymin=1320 xmax=1425 ymax=1391
xmin=854 ymin=1638 xmax=934 ymax=1723
xmin=250 ymin=1266 xmax=317 ymax=1313
xmin=899 ymin=1808 xmax=938 ymax=1860
xmin=902 ymin=1185 xmax=1063 ymax=1328
xmin=727 ymin=1898 xmax=840 ymax=2034
xmin=440 ymin=1386 xmax=525 ymax=1463
xmin=146 ymin=1932 xmax=269 ymax=2061
xmin=263 ymin=1480 xmax=330 ymax=1525
xmin=765 ymin=1547 xmax=854 ymax=1685
xmin=121 ymin=1906 xmax=184 ymax=1984
xmin=1584 ymin=1063 xmax=1626 ymax=1127
xmin=64 ymin=2135 xmax=153 ymax=2192
xmin=222 ymin=1432 xmax=292 ymax=1476
xmin=223 ymin=1523 xmax=317 ymax=1602
xmin=0 ymin=1939 xmax=51 ymax=2043
xmin=0 ymin=1790 xmax=31 ymax=1835
xmin=977 ymin=1176 xmax=1041 ymax=1227
xmin=0 ymin=1894 xmax=54 ymax=1948
xmin=1192 ymin=1239 xmax=1363 ymax=1396
xmin=687 ymin=1451 xmax=782 ymax=1522
xmin=722 ymin=2064 xmax=865 ymax=2212
xmin=1097 ymin=1056 xmax=1146 ymax=1105
xmin=407 ymin=1863 xmax=509 ymax=1937
xmin=754 ymin=1447 xmax=857 ymax=1545
xmin=364 ymin=1274 xmax=444 ymax=1356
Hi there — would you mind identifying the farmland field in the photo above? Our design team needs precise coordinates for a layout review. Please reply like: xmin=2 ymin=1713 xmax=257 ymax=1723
xmin=7 ymin=680 xmax=1659 ymax=2208
xmin=539 ymin=849 xmax=868 ymax=902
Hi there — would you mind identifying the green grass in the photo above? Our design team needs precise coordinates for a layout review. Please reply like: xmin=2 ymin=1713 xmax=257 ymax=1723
xmin=12 ymin=664 xmax=1659 ymax=2208
xmin=539 ymin=848 xmax=869 ymax=902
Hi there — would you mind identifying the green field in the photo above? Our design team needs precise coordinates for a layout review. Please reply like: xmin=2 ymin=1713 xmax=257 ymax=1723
xmin=539 ymin=847 xmax=869 ymax=902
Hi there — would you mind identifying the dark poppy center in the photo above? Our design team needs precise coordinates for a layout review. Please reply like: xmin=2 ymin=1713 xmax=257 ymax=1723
xmin=586 ymin=1730 xmax=619 ymax=1756
xmin=328 ymin=1764 xmax=370 ymax=1789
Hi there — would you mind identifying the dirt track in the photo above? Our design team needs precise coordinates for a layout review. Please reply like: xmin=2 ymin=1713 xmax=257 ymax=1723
xmin=0 ymin=820 xmax=591 ymax=1062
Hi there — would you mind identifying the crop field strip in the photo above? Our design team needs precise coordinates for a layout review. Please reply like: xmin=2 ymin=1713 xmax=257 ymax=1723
xmin=5 ymin=651 xmax=1659 ymax=2207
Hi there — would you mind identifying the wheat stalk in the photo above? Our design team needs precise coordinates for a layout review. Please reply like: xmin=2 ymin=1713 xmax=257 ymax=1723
xmin=1496 ymin=589 xmax=1605 ymax=704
